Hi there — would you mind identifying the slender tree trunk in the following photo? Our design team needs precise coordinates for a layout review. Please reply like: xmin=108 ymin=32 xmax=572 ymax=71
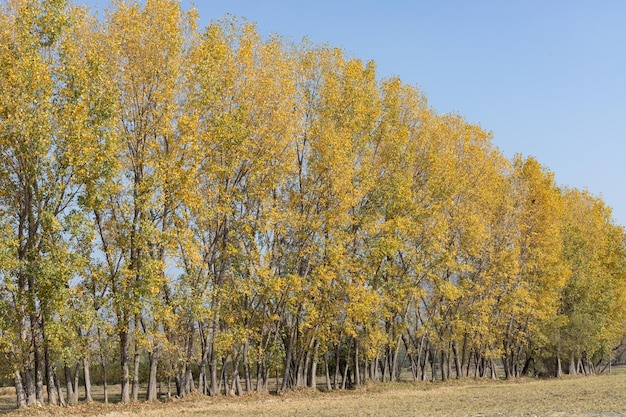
xmin=382 ymin=351 xmax=389 ymax=382
xmin=460 ymin=334 xmax=468 ymax=374
xmin=101 ymin=359 xmax=108 ymax=404
xmin=30 ymin=309 xmax=44 ymax=405
xmin=243 ymin=343 xmax=252 ymax=393
xmin=64 ymin=364 xmax=76 ymax=405
xmin=255 ymin=361 xmax=262 ymax=392
xmin=82 ymin=357 xmax=93 ymax=402
xmin=175 ymin=371 xmax=183 ymax=397
xmin=502 ymin=354 xmax=511 ymax=379
xmin=556 ymin=353 xmax=563 ymax=378
xmin=97 ymin=327 xmax=109 ymax=403
xmin=209 ymin=350 xmax=218 ymax=396
xmin=198 ymin=363 xmax=206 ymax=395
xmin=353 ymin=338 xmax=361 ymax=386
xmin=341 ymin=357 xmax=349 ymax=389
xmin=34 ymin=341 xmax=44 ymax=404
xmin=402 ymin=335 xmax=417 ymax=381
xmin=53 ymin=367 xmax=65 ymax=407
xmin=147 ymin=351 xmax=159 ymax=401
xmin=440 ymin=350 xmax=448 ymax=381
xmin=222 ymin=357 xmax=230 ymax=396
xmin=231 ymin=354 xmax=242 ymax=396
xmin=281 ymin=325 xmax=296 ymax=392
xmin=390 ymin=343 xmax=400 ymax=382
xmin=14 ymin=370 xmax=27 ymax=409
xmin=309 ymin=340 xmax=319 ymax=388
xmin=299 ymin=350 xmax=308 ymax=388
xmin=184 ymin=326 xmax=195 ymax=394
xmin=44 ymin=343 xmax=58 ymax=406
xmin=263 ymin=364 xmax=270 ymax=392
xmin=198 ymin=324 xmax=208 ymax=395
xmin=120 ymin=329 xmax=130 ymax=403
xmin=185 ymin=363 xmax=195 ymax=393
xmin=430 ymin=348 xmax=437 ymax=382
xmin=480 ymin=356 xmax=487 ymax=378
xmin=131 ymin=346 xmax=140 ymax=401
xmin=420 ymin=342 xmax=429 ymax=381
xmin=72 ymin=362 xmax=80 ymax=404
xmin=453 ymin=342 xmax=462 ymax=379
xmin=324 ymin=352 xmax=332 ymax=391
xmin=569 ymin=353 xmax=577 ymax=375
xmin=333 ymin=344 xmax=341 ymax=389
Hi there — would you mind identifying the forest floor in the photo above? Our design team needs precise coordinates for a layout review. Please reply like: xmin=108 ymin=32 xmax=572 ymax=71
xmin=1 ymin=368 xmax=626 ymax=417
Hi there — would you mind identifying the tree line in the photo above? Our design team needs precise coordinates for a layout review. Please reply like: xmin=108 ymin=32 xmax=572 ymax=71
xmin=1 ymin=0 xmax=625 ymax=409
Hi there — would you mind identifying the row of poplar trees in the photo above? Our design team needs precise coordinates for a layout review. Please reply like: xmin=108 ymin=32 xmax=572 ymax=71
xmin=1 ymin=0 xmax=626 ymax=409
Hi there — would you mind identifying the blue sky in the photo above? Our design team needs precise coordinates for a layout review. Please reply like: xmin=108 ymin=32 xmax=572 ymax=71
xmin=86 ymin=0 xmax=626 ymax=225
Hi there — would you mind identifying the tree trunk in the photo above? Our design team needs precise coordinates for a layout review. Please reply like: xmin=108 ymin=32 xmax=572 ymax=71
xmin=453 ymin=342 xmax=462 ymax=379
xmin=147 ymin=351 xmax=159 ymax=401
xmin=430 ymin=348 xmax=437 ymax=382
xmin=82 ymin=357 xmax=93 ymax=402
xmin=31 ymin=312 xmax=44 ymax=405
xmin=324 ymin=352 xmax=332 ymax=391
xmin=299 ymin=350 xmax=308 ymax=389
xmin=255 ymin=361 xmax=262 ymax=392
xmin=120 ymin=329 xmax=130 ymax=403
xmin=353 ymin=338 xmax=361 ymax=386
xmin=24 ymin=366 xmax=36 ymax=406
xmin=231 ymin=354 xmax=242 ymax=396
xmin=209 ymin=350 xmax=218 ymax=396
xmin=502 ymin=354 xmax=511 ymax=379
xmin=243 ymin=344 xmax=252 ymax=393
xmin=382 ymin=351 xmax=389 ymax=382
xmin=34 ymin=343 xmax=44 ymax=405
xmin=402 ymin=335 xmax=417 ymax=381
xmin=45 ymin=344 xmax=58 ymax=406
xmin=64 ymin=364 xmax=76 ymax=405
xmin=222 ymin=357 xmax=230 ymax=396
xmin=53 ymin=366 xmax=65 ymax=406
xmin=556 ymin=353 xmax=563 ymax=378
xmin=569 ymin=353 xmax=577 ymax=375
xmin=14 ymin=370 xmax=27 ymax=409
xmin=131 ymin=348 xmax=140 ymax=401
xmin=185 ymin=363 xmax=195 ymax=393
xmin=333 ymin=344 xmax=341 ymax=389
xmin=280 ymin=325 xmax=296 ymax=392
xmin=390 ymin=343 xmax=400 ymax=382
xmin=72 ymin=362 xmax=80 ymax=404
xmin=440 ymin=350 xmax=448 ymax=381
xmin=198 ymin=362 xmax=206 ymax=395
xmin=490 ymin=359 xmax=498 ymax=380
xmin=460 ymin=334 xmax=468 ymax=375
xmin=420 ymin=341 xmax=429 ymax=381
xmin=341 ymin=356 xmax=349 ymax=389
xmin=309 ymin=340 xmax=319 ymax=388
xmin=101 ymin=359 xmax=108 ymax=404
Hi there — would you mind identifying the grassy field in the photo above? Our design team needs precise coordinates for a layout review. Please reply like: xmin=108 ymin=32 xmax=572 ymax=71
xmin=2 ymin=370 xmax=626 ymax=417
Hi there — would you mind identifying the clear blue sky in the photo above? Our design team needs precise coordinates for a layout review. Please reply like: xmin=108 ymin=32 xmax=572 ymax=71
xmin=86 ymin=0 xmax=626 ymax=226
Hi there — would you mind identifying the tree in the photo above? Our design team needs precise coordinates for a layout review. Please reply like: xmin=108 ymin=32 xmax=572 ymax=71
xmin=498 ymin=156 xmax=567 ymax=378
xmin=85 ymin=0 xmax=195 ymax=403
xmin=558 ymin=188 xmax=626 ymax=375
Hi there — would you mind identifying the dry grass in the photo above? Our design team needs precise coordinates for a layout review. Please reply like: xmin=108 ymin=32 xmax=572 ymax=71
xmin=2 ymin=369 xmax=626 ymax=417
